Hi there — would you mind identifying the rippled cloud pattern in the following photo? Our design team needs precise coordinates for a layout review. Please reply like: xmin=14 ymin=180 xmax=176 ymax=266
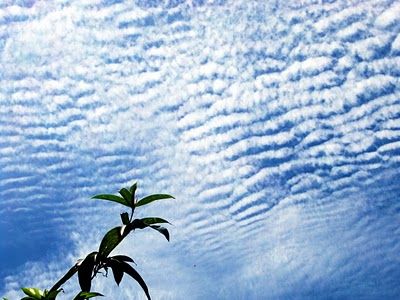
xmin=1 ymin=0 xmax=400 ymax=299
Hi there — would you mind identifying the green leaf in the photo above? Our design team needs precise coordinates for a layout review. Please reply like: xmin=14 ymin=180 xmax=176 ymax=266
xmin=120 ymin=212 xmax=130 ymax=225
xmin=119 ymin=188 xmax=132 ymax=205
xmin=129 ymin=182 xmax=137 ymax=196
xmin=73 ymin=291 xmax=103 ymax=300
xmin=120 ymin=262 xmax=151 ymax=300
xmin=150 ymin=225 xmax=170 ymax=241
xmin=78 ymin=252 xmax=97 ymax=292
xmin=43 ymin=289 xmax=62 ymax=300
xmin=141 ymin=217 xmax=170 ymax=225
xmin=129 ymin=183 xmax=138 ymax=208
xmin=135 ymin=194 xmax=174 ymax=207
xmin=91 ymin=194 xmax=129 ymax=207
xmin=21 ymin=288 xmax=43 ymax=299
xmin=109 ymin=259 xmax=124 ymax=286
xmin=98 ymin=227 xmax=130 ymax=258
xmin=111 ymin=255 xmax=135 ymax=263
xmin=128 ymin=219 xmax=148 ymax=230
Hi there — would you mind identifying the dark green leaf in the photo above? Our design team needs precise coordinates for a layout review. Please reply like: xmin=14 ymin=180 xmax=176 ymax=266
xmin=109 ymin=259 xmax=124 ymax=286
xmin=21 ymin=297 xmax=36 ymax=300
xmin=130 ymin=183 xmax=137 ymax=208
xmin=120 ymin=262 xmax=151 ymax=300
xmin=135 ymin=194 xmax=174 ymax=207
xmin=21 ymin=288 xmax=43 ymax=299
xmin=141 ymin=217 xmax=170 ymax=225
xmin=119 ymin=188 xmax=132 ymax=205
xmin=73 ymin=291 xmax=103 ymax=300
xmin=120 ymin=212 xmax=130 ymax=225
xmin=150 ymin=225 xmax=170 ymax=241
xmin=129 ymin=182 xmax=137 ymax=197
xmin=91 ymin=194 xmax=129 ymax=207
xmin=128 ymin=219 xmax=148 ymax=230
xmin=111 ymin=255 xmax=135 ymax=263
xmin=78 ymin=252 xmax=97 ymax=292
xmin=98 ymin=227 xmax=130 ymax=258
xmin=43 ymin=289 xmax=62 ymax=300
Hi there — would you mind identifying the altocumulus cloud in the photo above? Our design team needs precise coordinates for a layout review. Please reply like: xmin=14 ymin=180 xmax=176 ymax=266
xmin=1 ymin=0 xmax=400 ymax=299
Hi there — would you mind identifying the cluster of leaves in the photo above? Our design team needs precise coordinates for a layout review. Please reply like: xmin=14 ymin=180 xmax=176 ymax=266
xmin=5 ymin=183 xmax=174 ymax=300
xmin=9 ymin=289 xmax=101 ymax=300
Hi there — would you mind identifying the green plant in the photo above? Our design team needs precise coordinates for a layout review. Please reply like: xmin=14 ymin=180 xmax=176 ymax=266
xmin=8 ymin=182 xmax=174 ymax=300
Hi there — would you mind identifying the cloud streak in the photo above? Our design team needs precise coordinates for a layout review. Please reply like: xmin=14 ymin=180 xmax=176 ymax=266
xmin=1 ymin=0 xmax=400 ymax=299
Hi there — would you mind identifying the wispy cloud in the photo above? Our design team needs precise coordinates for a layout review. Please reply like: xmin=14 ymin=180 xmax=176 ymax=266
xmin=1 ymin=0 xmax=400 ymax=299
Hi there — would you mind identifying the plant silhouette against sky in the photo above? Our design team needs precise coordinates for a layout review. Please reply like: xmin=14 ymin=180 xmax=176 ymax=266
xmin=5 ymin=182 xmax=174 ymax=300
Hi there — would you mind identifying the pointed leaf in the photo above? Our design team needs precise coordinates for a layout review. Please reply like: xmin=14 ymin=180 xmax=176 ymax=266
xmin=129 ymin=182 xmax=137 ymax=196
xmin=98 ymin=227 xmax=130 ymax=258
xmin=135 ymin=194 xmax=174 ymax=207
xmin=119 ymin=188 xmax=132 ymax=204
xmin=43 ymin=289 xmax=62 ymax=300
xmin=130 ymin=183 xmax=137 ymax=208
xmin=21 ymin=288 xmax=43 ymax=299
xmin=78 ymin=252 xmax=97 ymax=292
xmin=128 ymin=219 xmax=148 ymax=230
xmin=91 ymin=194 xmax=129 ymax=207
xmin=141 ymin=217 xmax=170 ymax=225
xmin=109 ymin=259 xmax=124 ymax=286
xmin=111 ymin=255 xmax=135 ymax=263
xmin=150 ymin=225 xmax=170 ymax=241
xmin=120 ymin=212 xmax=130 ymax=225
xmin=73 ymin=291 xmax=103 ymax=300
xmin=120 ymin=262 xmax=151 ymax=300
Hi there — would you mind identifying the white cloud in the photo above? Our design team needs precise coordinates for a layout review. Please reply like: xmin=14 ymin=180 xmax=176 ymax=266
xmin=313 ymin=6 xmax=365 ymax=34
xmin=392 ymin=33 xmax=400 ymax=53
xmin=375 ymin=1 xmax=400 ymax=29
xmin=349 ymin=34 xmax=392 ymax=61
xmin=1 ymin=0 xmax=400 ymax=299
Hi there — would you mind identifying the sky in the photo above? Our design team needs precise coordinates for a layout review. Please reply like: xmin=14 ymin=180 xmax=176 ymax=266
xmin=0 ymin=0 xmax=400 ymax=299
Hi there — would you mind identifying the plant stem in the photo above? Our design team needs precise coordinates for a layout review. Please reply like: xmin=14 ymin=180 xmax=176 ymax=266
xmin=49 ymin=265 xmax=78 ymax=292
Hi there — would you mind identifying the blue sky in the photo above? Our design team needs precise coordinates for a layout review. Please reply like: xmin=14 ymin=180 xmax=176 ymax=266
xmin=1 ymin=0 xmax=400 ymax=299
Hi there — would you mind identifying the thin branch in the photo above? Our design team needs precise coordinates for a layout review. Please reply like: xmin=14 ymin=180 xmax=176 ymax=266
xmin=49 ymin=265 xmax=78 ymax=292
